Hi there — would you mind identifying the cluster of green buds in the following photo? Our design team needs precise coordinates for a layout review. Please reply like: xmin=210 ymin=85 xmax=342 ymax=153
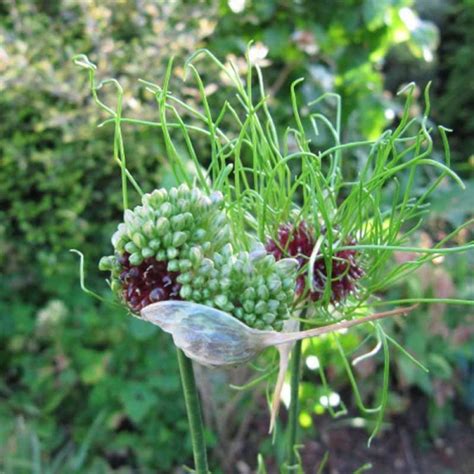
xmin=177 ymin=244 xmax=297 ymax=331
xmin=99 ymin=185 xmax=297 ymax=331
xmin=110 ymin=184 xmax=229 ymax=267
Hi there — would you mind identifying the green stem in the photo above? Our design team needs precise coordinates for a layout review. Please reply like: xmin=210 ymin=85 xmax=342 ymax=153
xmin=286 ymin=335 xmax=304 ymax=469
xmin=176 ymin=349 xmax=209 ymax=473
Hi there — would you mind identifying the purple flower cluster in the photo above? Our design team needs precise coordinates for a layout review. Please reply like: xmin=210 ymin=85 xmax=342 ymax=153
xmin=266 ymin=221 xmax=363 ymax=303
xmin=118 ymin=253 xmax=181 ymax=313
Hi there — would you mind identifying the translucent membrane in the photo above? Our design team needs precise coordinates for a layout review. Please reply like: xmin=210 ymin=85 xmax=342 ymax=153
xmin=141 ymin=300 xmax=415 ymax=431
xmin=141 ymin=300 xmax=270 ymax=366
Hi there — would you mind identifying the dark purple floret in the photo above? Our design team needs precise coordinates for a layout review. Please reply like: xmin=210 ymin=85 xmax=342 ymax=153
xmin=266 ymin=221 xmax=363 ymax=303
xmin=117 ymin=253 xmax=181 ymax=313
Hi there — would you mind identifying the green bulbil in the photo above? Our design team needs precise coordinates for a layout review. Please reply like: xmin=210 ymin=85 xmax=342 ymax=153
xmin=173 ymin=231 xmax=188 ymax=247
xmin=193 ymin=228 xmax=207 ymax=241
xmin=267 ymin=299 xmax=280 ymax=313
xmin=267 ymin=277 xmax=282 ymax=293
xmin=162 ymin=233 xmax=173 ymax=248
xmin=156 ymin=250 xmax=167 ymax=261
xmin=208 ymin=279 xmax=219 ymax=292
xmin=257 ymin=285 xmax=270 ymax=300
xmin=141 ymin=247 xmax=154 ymax=259
xmin=168 ymin=260 xmax=180 ymax=272
xmin=201 ymin=242 xmax=212 ymax=253
xmin=98 ymin=256 xmax=114 ymax=271
xmin=263 ymin=313 xmax=276 ymax=324
xmin=142 ymin=221 xmax=155 ymax=238
xmin=255 ymin=301 xmax=267 ymax=314
xmin=169 ymin=188 xmax=179 ymax=201
xmin=124 ymin=241 xmax=138 ymax=254
xmin=273 ymin=321 xmax=284 ymax=332
xmin=193 ymin=275 xmax=205 ymax=288
xmin=149 ymin=239 xmax=161 ymax=250
xmin=243 ymin=287 xmax=256 ymax=300
xmin=167 ymin=247 xmax=179 ymax=260
xmin=243 ymin=300 xmax=255 ymax=313
xmin=111 ymin=280 xmax=121 ymax=293
xmin=156 ymin=217 xmax=170 ymax=236
xmin=171 ymin=214 xmax=187 ymax=231
xmin=160 ymin=202 xmax=173 ymax=217
xmin=214 ymin=294 xmax=228 ymax=309
xmin=244 ymin=313 xmax=257 ymax=326
xmin=177 ymin=272 xmax=192 ymax=284
xmin=182 ymin=212 xmax=194 ymax=227
xmin=129 ymin=252 xmax=143 ymax=266
xmin=276 ymin=259 xmax=299 ymax=274
xmin=176 ymin=199 xmax=189 ymax=211
xmin=180 ymin=285 xmax=192 ymax=299
xmin=254 ymin=320 xmax=265 ymax=330
xmin=145 ymin=189 xmax=166 ymax=208
xmin=189 ymin=247 xmax=203 ymax=267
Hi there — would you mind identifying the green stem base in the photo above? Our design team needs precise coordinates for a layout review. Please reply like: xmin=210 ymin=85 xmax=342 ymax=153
xmin=176 ymin=349 xmax=209 ymax=473
xmin=287 ymin=337 xmax=303 ymax=468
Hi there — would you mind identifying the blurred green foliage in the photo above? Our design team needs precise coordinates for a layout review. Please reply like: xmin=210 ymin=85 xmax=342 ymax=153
xmin=435 ymin=0 xmax=474 ymax=172
xmin=0 ymin=0 xmax=472 ymax=471
xmin=0 ymin=1 xmax=213 ymax=470
xmin=211 ymin=0 xmax=437 ymax=141
xmin=0 ymin=294 xmax=190 ymax=472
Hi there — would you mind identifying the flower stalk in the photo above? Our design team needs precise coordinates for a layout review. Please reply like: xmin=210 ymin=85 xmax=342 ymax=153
xmin=176 ymin=349 xmax=209 ymax=473
xmin=287 ymin=336 xmax=303 ymax=468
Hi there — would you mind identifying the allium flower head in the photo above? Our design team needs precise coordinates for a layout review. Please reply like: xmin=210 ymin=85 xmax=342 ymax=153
xmin=99 ymin=184 xmax=230 ymax=310
xmin=266 ymin=221 xmax=363 ymax=304
xmin=99 ymin=185 xmax=298 ymax=331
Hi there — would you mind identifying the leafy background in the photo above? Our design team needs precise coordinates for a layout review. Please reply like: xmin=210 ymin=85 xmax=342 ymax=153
xmin=0 ymin=0 xmax=472 ymax=472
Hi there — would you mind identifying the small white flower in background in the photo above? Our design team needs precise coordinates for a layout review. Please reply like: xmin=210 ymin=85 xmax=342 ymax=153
xmin=384 ymin=108 xmax=396 ymax=120
xmin=293 ymin=31 xmax=319 ymax=56
xmin=222 ymin=43 xmax=270 ymax=85
xmin=248 ymin=42 xmax=270 ymax=67
xmin=319 ymin=392 xmax=341 ymax=408
xmin=305 ymin=355 xmax=320 ymax=370
xmin=198 ymin=19 xmax=216 ymax=38
xmin=228 ymin=0 xmax=245 ymax=14
xmin=36 ymin=300 xmax=68 ymax=336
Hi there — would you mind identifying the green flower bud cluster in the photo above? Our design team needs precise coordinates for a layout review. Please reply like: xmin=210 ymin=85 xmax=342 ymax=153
xmin=99 ymin=184 xmax=230 ymax=309
xmin=177 ymin=244 xmax=298 ymax=331
xmin=109 ymin=184 xmax=229 ymax=267
xmin=99 ymin=185 xmax=298 ymax=331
